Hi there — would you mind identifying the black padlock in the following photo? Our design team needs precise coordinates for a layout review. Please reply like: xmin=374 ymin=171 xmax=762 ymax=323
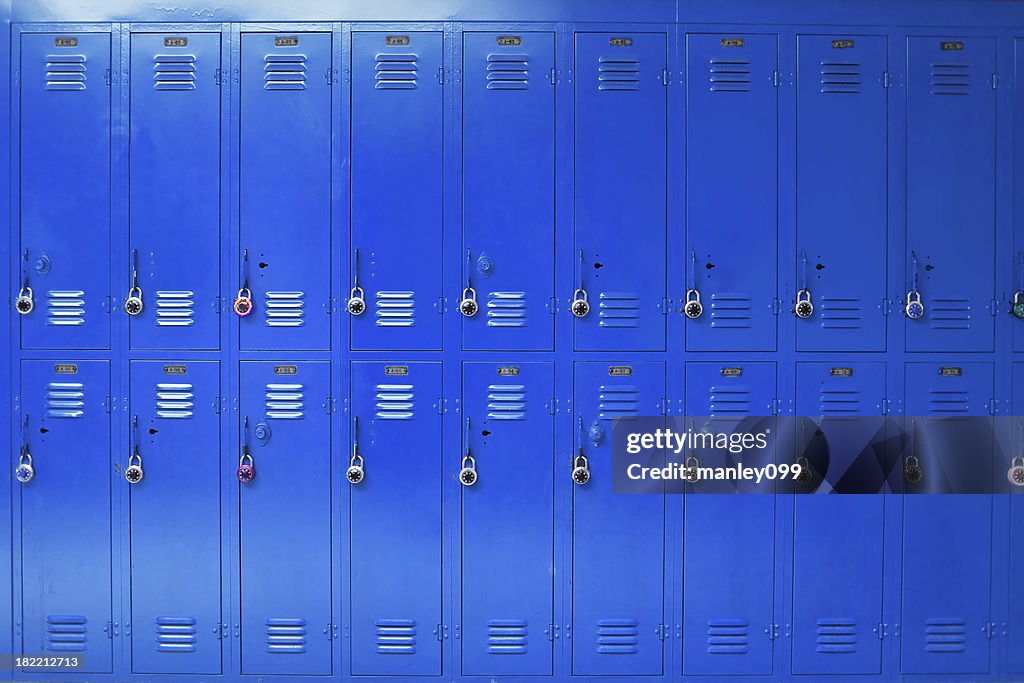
xmin=904 ymin=455 xmax=923 ymax=484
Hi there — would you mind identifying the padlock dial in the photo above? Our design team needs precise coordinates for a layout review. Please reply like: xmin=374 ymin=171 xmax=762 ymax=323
xmin=234 ymin=297 xmax=253 ymax=317
xmin=347 ymin=297 xmax=366 ymax=316
xmin=124 ymin=296 xmax=143 ymax=316
xmin=1008 ymin=465 xmax=1024 ymax=487
xmin=684 ymin=301 xmax=702 ymax=319
xmin=15 ymin=296 xmax=33 ymax=314
xmin=15 ymin=464 xmax=34 ymax=483
xmin=1013 ymin=302 xmax=1024 ymax=320
xmin=572 ymin=299 xmax=590 ymax=318
xmin=125 ymin=465 xmax=144 ymax=484
xmin=460 ymin=467 xmax=477 ymax=486
xmin=572 ymin=466 xmax=590 ymax=485
xmin=460 ymin=298 xmax=478 ymax=317
xmin=795 ymin=301 xmax=813 ymax=318
xmin=347 ymin=465 xmax=364 ymax=484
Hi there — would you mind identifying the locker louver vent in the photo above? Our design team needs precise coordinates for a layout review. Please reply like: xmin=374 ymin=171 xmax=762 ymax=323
xmin=155 ymin=616 xmax=198 ymax=652
xmin=598 ymin=291 xmax=640 ymax=328
xmin=265 ymin=291 xmax=305 ymax=327
xmin=927 ymin=390 xmax=970 ymax=414
xmin=819 ymin=389 xmax=863 ymax=415
xmin=156 ymin=383 xmax=195 ymax=419
xmin=709 ymin=293 xmax=753 ymax=329
xmin=46 ymin=382 xmax=85 ymax=418
xmin=930 ymin=63 xmax=971 ymax=95
xmin=487 ymin=619 xmax=528 ymax=654
xmin=820 ymin=297 xmax=864 ymax=330
xmin=924 ymin=618 xmax=967 ymax=652
xmin=376 ymin=291 xmax=415 ymax=327
xmin=596 ymin=619 xmax=640 ymax=654
xmin=486 ymin=384 xmax=527 ymax=420
xmin=815 ymin=618 xmax=857 ymax=654
xmin=264 ymin=54 xmax=307 ymax=90
xmin=375 ymin=619 xmax=417 ymax=655
xmin=708 ymin=59 xmax=751 ymax=93
xmin=45 ymin=54 xmax=87 ymax=91
xmin=706 ymin=619 xmax=749 ymax=654
xmin=45 ymin=615 xmax=87 ymax=652
xmin=375 ymin=53 xmax=418 ymax=90
xmin=376 ymin=384 xmax=414 ymax=420
xmin=598 ymin=386 xmax=640 ymax=420
xmin=486 ymin=53 xmax=529 ymax=90
xmin=265 ymin=618 xmax=307 ymax=654
xmin=487 ymin=291 xmax=527 ymax=327
xmin=153 ymin=54 xmax=196 ymax=90
xmin=928 ymin=298 xmax=971 ymax=330
xmin=819 ymin=61 xmax=862 ymax=94
xmin=708 ymin=386 xmax=752 ymax=415
xmin=47 ymin=290 xmax=86 ymax=327
xmin=155 ymin=290 xmax=195 ymax=327
xmin=598 ymin=56 xmax=639 ymax=91
xmin=265 ymin=383 xmax=304 ymax=419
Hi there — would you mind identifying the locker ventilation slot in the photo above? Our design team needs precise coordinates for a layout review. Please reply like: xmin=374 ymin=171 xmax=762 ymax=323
xmin=264 ymin=54 xmax=307 ymax=90
xmin=265 ymin=291 xmax=305 ymax=327
xmin=598 ymin=57 xmax=640 ymax=91
xmin=487 ymin=619 xmax=528 ymax=654
xmin=156 ymin=290 xmax=196 ymax=327
xmin=46 ymin=382 xmax=85 ymax=418
xmin=927 ymin=391 xmax=970 ymax=414
xmin=930 ymin=64 xmax=971 ymax=95
xmin=265 ymin=618 xmax=307 ymax=654
xmin=375 ymin=619 xmax=417 ymax=655
xmin=598 ymin=386 xmax=640 ymax=420
xmin=47 ymin=290 xmax=86 ymax=327
xmin=486 ymin=54 xmax=529 ymax=90
xmin=45 ymin=55 xmax=87 ymax=91
xmin=155 ymin=617 xmax=198 ymax=652
xmin=487 ymin=384 xmax=527 ymax=420
xmin=45 ymin=615 xmax=87 ymax=652
xmin=598 ymin=291 xmax=640 ymax=328
xmin=709 ymin=293 xmax=753 ymax=329
xmin=706 ymin=619 xmax=749 ymax=654
xmin=708 ymin=59 xmax=751 ymax=93
xmin=815 ymin=618 xmax=857 ymax=654
xmin=819 ymin=62 xmax=862 ymax=94
xmin=375 ymin=53 xmax=418 ymax=90
xmin=376 ymin=384 xmax=414 ymax=420
xmin=928 ymin=298 xmax=971 ymax=330
xmin=819 ymin=297 xmax=863 ymax=330
xmin=708 ymin=386 xmax=752 ymax=415
xmin=487 ymin=291 xmax=527 ymax=327
xmin=596 ymin=619 xmax=640 ymax=654
xmin=819 ymin=389 xmax=863 ymax=415
xmin=924 ymin=618 xmax=967 ymax=652
xmin=153 ymin=54 xmax=196 ymax=90
xmin=375 ymin=291 xmax=415 ymax=327
xmin=156 ymin=383 xmax=195 ymax=419
xmin=265 ymin=383 xmax=304 ymax=419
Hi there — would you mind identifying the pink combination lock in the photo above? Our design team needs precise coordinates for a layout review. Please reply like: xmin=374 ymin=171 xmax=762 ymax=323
xmin=237 ymin=451 xmax=256 ymax=483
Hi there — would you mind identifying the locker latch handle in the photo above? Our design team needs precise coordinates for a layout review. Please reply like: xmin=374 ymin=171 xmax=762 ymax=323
xmin=572 ymin=251 xmax=590 ymax=318
xmin=347 ymin=417 xmax=365 ymax=484
xmin=124 ymin=249 xmax=144 ymax=316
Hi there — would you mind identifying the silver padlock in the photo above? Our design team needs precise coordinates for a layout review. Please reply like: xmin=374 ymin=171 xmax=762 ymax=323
xmin=459 ymin=453 xmax=478 ymax=486
xmin=15 ymin=285 xmax=33 ymax=315
xmin=125 ymin=450 xmax=144 ymax=484
xmin=794 ymin=289 xmax=813 ymax=319
xmin=1008 ymin=456 xmax=1024 ymax=487
xmin=124 ymin=285 xmax=144 ymax=316
xmin=347 ymin=448 xmax=365 ymax=485
xmin=572 ymin=451 xmax=591 ymax=485
xmin=795 ymin=456 xmax=813 ymax=486
xmin=347 ymin=286 xmax=366 ymax=316
xmin=684 ymin=289 xmax=703 ymax=319
xmin=15 ymin=450 xmax=34 ymax=484
xmin=459 ymin=287 xmax=479 ymax=317
xmin=904 ymin=455 xmax=923 ymax=484
xmin=571 ymin=289 xmax=590 ymax=318
xmin=905 ymin=290 xmax=925 ymax=320
xmin=683 ymin=455 xmax=701 ymax=484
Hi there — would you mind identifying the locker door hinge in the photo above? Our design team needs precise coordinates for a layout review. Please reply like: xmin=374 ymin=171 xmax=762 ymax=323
xmin=323 ymin=397 xmax=335 ymax=415
xmin=659 ymin=297 xmax=670 ymax=315
xmin=322 ymin=623 xmax=338 ymax=640
xmin=880 ymin=398 xmax=891 ymax=415
xmin=874 ymin=623 xmax=888 ymax=639
xmin=104 ymin=396 xmax=114 ymax=413
xmin=548 ymin=398 xmax=557 ymax=415
xmin=772 ymin=298 xmax=782 ymax=315
xmin=214 ymin=68 xmax=222 ymax=85
xmin=105 ymin=68 xmax=112 ymax=86
xmin=992 ymin=73 xmax=999 ymax=90
xmin=325 ymin=67 xmax=333 ymax=85
xmin=766 ymin=623 xmax=780 ymax=640
xmin=104 ymin=621 xmax=113 ymax=638
xmin=545 ymin=624 xmax=560 ymax=641
xmin=214 ymin=396 xmax=224 ymax=414
xmin=988 ymin=398 xmax=998 ymax=416
xmin=548 ymin=296 xmax=557 ymax=314
xmin=985 ymin=622 xmax=996 ymax=639
xmin=548 ymin=67 xmax=557 ymax=85
xmin=437 ymin=296 xmax=445 ymax=314
xmin=659 ymin=398 xmax=669 ymax=416
xmin=660 ymin=68 xmax=670 ymax=86
xmin=882 ymin=71 xmax=891 ymax=88
xmin=990 ymin=298 xmax=999 ymax=316
xmin=655 ymin=624 xmax=670 ymax=640
xmin=771 ymin=69 xmax=780 ymax=87
xmin=771 ymin=398 xmax=781 ymax=416
xmin=881 ymin=298 xmax=891 ymax=316
xmin=212 ymin=295 xmax=222 ymax=314
xmin=437 ymin=66 xmax=445 ymax=85
xmin=435 ymin=624 xmax=448 ymax=641
xmin=437 ymin=397 xmax=445 ymax=415
xmin=323 ymin=296 xmax=334 ymax=315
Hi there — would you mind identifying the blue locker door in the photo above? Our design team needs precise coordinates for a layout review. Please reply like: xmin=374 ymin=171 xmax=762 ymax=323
xmin=19 ymin=360 xmax=112 ymax=672
xmin=129 ymin=32 xmax=221 ymax=350
xmin=906 ymin=37 xmax=995 ymax=352
xmin=239 ymin=32 xmax=331 ymax=351
xmin=1016 ymin=40 xmax=1024 ymax=352
xmin=682 ymin=362 xmax=775 ymax=675
xmin=796 ymin=36 xmax=887 ymax=352
xmin=572 ymin=361 xmax=665 ymax=675
xmin=462 ymin=32 xmax=555 ymax=351
xmin=351 ymin=31 xmax=444 ymax=351
xmin=792 ymin=362 xmax=885 ymax=674
xmin=573 ymin=33 xmax=667 ymax=352
xmin=685 ymin=34 xmax=777 ymax=352
xmin=239 ymin=361 xmax=332 ymax=675
xmin=1012 ymin=362 xmax=1024 ymax=673
xmin=461 ymin=362 xmax=554 ymax=675
xmin=129 ymin=361 xmax=221 ymax=674
xmin=902 ymin=362 xmax=993 ymax=674
xmin=19 ymin=32 xmax=111 ymax=350
xmin=349 ymin=361 xmax=443 ymax=676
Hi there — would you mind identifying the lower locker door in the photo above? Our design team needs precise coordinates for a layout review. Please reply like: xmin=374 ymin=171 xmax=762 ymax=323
xmin=1011 ymin=496 xmax=1024 ymax=674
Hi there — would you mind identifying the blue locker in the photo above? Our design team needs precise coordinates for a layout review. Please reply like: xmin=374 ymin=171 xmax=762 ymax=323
xmin=349 ymin=361 xmax=443 ymax=676
xmin=1015 ymin=40 xmax=1024 ymax=352
xmin=19 ymin=32 xmax=111 ymax=350
xmin=901 ymin=362 xmax=993 ymax=674
xmin=682 ymin=361 xmax=775 ymax=676
xmin=350 ymin=30 xmax=444 ymax=351
xmin=795 ymin=35 xmax=887 ymax=352
xmin=239 ymin=361 xmax=332 ymax=675
xmin=461 ymin=362 xmax=554 ymax=675
xmin=572 ymin=361 xmax=665 ymax=675
xmin=573 ymin=33 xmax=667 ymax=352
xmin=684 ymin=34 xmax=777 ymax=352
xmin=128 ymin=360 xmax=221 ymax=674
xmin=128 ymin=32 xmax=221 ymax=350
xmin=905 ymin=37 xmax=995 ymax=352
xmin=1011 ymin=363 xmax=1024 ymax=674
xmin=792 ymin=362 xmax=885 ymax=675
xmin=461 ymin=32 xmax=555 ymax=351
xmin=18 ymin=360 xmax=112 ymax=672
xmin=239 ymin=32 xmax=331 ymax=351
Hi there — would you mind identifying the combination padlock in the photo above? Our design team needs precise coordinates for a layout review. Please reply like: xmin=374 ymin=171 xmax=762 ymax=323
xmin=905 ymin=290 xmax=924 ymax=320
xmin=571 ymin=289 xmax=590 ymax=318
xmin=125 ymin=450 xmax=144 ymax=484
xmin=795 ymin=456 xmax=813 ymax=486
xmin=683 ymin=455 xmax=701 ymax=484
xmin=15 ymin=286 xmax=33 ymax=315
xmin=124 ymin=286 xmax=144 ymax=316
xmin=347 ymin=286 xmax=366 ymax=316
xmin=459 ymin=453 xmax=478 ymax=486
xmin=684 ymin=289 xmax=703 ymax=319
xmin=233 ymin=287 xmax=254 ymax=317
xmin=1012 ymin=292 xmax=1024 ymax=319
xmin=1008 ymin=456 xmax=1024 ymax=487
xmin=794 ymin=289 xmax=814 ymax=319
xmin=572 ymin=451 xmax=591 ymax=485
xmin=15 ymin=450 xmax=34 ymax=484
xmin=459 ymin=287 xmax=479 ymax=317
xmin=347 ymin=450 xmax=365 ymax=485
xmin=904 ymin=455 xmax=923 ymax=484
xmin=237 ymin=451 xmax=256 ymax=484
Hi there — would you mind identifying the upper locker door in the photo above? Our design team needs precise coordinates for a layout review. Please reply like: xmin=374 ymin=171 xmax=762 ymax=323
xmin=239 ymin=32 xmax=331 ymax=351
xmin=461 ymin=362 xmax=554 ymax=676
xmin=572 ymin=361 xmax=665 ymax=675
xmin=461 ymin=32 xmax=555 ymax=351
xmin=796 ymin=36 xmax=887 ymax=351
xmin=239 ymin=361 xmax=332 ymax=675
xmin=19 ymin=32 xmax=111 ymax=350
xmin=902 ymin=362 xmax=993 ymax=675
xmin=792 ymin=362 xmax=885 ymax=675
xmin=906 ymin=37 xmax=996 ymax=352
xmin=573 ymin=33 xmax=667 ymax=352
xmin=128 ymin=361 xmax=221 ymax=674
xmin=350 ymin=31 xmax=444 ymax=350
xmin=685 ymin=34 xmax=777 ymax=352
xmin=1016 ymin=41 xmax=1024 ymax=352
xmin=19 ymin=360 xmax=112 ymax=673
xmin=349 ymin=361 xmax=443 ymax=676
xmin=129 ymin=32 xmax=221 ymax=350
